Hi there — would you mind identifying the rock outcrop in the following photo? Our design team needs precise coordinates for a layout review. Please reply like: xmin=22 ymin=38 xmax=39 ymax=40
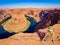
xmin=0 ymin=8 xmax=60 ymax=45
xmin=35 ymin=9 xmax=60 ymax=32
xmin=0 ymin=24 xmax=60 ymax=45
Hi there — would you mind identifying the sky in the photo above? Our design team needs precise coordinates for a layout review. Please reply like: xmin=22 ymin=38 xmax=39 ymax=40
xmin=0 ymin=0 xmax=60 ymax=8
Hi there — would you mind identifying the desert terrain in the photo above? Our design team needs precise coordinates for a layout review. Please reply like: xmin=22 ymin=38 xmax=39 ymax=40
xmin=0 ymin=8 xmax=60 ymax=45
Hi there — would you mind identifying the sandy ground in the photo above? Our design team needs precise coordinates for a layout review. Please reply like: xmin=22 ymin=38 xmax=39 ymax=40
xmin=0 ymin=24 xmax=60 ymax=45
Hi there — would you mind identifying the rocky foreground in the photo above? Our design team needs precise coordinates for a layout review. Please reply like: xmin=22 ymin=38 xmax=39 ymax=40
xmin=0 ymin=24 xmax=60 ymax=45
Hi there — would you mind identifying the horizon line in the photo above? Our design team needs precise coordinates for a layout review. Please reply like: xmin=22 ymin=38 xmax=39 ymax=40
xmin=0 ymin=3 xmax=60 ymax=8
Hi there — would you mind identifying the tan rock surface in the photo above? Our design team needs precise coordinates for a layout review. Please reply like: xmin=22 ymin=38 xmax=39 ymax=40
xmin=0 ymin=33 xmax=41 ymax=45
xmin=0 ymin=8 xmax=60 ymax=45
xmin=0 ymin=24 xmax=60 ymax=45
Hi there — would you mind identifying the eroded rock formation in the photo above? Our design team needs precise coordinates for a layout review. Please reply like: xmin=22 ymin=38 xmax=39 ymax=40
xmin=35 ymin=9 xmax=60 ymax=32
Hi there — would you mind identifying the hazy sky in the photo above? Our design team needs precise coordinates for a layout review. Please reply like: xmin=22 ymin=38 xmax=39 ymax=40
xmin=0 ymin=0 xmax=60 ymax=8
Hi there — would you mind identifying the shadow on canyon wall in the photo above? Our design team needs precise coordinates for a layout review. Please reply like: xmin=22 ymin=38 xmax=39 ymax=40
xmin=35 ymin=9 xmax=60 ymax=32
xmin=35 ymin=9 xmax=60 ymax=41
xmin=0 ymin=9 xmax=60 ymax=39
